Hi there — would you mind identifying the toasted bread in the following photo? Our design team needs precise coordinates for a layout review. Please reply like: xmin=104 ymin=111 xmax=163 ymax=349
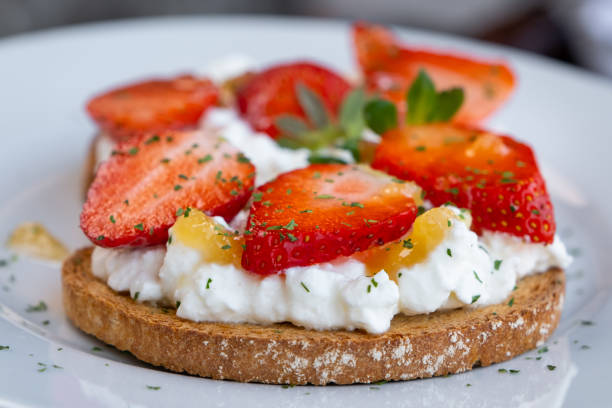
xmin=62 ymin=248 xmax=564 ymax=385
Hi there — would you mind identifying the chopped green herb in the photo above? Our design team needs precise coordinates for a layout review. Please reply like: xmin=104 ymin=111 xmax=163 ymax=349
xmin=547 ymin=365 xmax=556 ymax=371
xmin=221 ymin=244 xmax=231 ymax=250
xmin=446 ymin=248 xmax=452 ymax=257
xmin=92 ymin=346 xmax=102 ymax=352
xmin=109 ymin=215 xmax=116 ymax=224
xmin=473 ymin=270 xmax=483 ymax=283
xmin=199 ymin=155 xmax=215 ymax=165
xmin=134 ymin=223 xmax=144 ymax=231
xmin=133 ymin=292 xmax=140 ymax=301
xmin=206 ymin=278 xmax=212 ymax=289
xmin=128 ymin=147 xmax=139 ymax=156
xmin=403 ymin=239 xmax=414 ymax=249
xmin=508 ymin=297 xmax=515 ymax=307
xmin=471 ymin=294 xmax=480 ymax=304
xmin=146 ymin=385 xmax=161 ymax=391
xmin=144 ymin=135 xmax=160 ymax=144
xmin=26 ymin=301 xmax=47 ymax=313
xmin=494 ymin=259 xmax=502 ymax=271
xmin=300 ymin=282 xmax=310 ymax=293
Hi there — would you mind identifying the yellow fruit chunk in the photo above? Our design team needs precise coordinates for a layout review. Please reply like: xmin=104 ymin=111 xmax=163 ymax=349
xmin=7 ymin=222 xmax=69 ymax=262
xmin=358 ymin=207 xmax=470 ymax=281
xmin=170 ymin=209 xmax=243 ymax=268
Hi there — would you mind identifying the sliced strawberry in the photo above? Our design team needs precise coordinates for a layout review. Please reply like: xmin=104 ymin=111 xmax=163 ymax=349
xmin=352 ymin=22 xmax=515 ymax=125
xmin=236 ymin=61 xmax=351 ymax=138
xmin=87 ymin=75 xmax=219 ymax=141
xmin=81 ymin=130 xmax=255 ymax=247
xmin=242 ymin=164 xmax=421 ymax=274
xmin=371 ymin=124 xmax=555 ymax=243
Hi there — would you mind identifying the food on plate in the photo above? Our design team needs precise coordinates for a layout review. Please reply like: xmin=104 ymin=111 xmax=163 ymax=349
xmin=63 ymin=22 xmax=571 ymax=385
xmin=372 ymin=124 xmax=555 ymax=243
xmin=80 ymin=129 xmax=254 ymax=247
xmin=236 ymin=61 xmax=352 ymax=138
xmin=87 ymin=75 xmax=219 ymax=141
xmin=8 ymin=222 xmax=69 ymax=262
xmin=352 ymin=21 xmax=515 ymax=125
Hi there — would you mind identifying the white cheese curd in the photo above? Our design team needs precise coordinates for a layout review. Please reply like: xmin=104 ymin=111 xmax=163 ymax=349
xmin=201 ymin=108 xmax=310 ymax=185
xmin=481 ymin=231 xmax=572 ymax=280
xmin=91 ymin=210 xmax=572 ymax=334
xmin=91 ymin=246 xmax=165 ymax=302
xmin=93 ymin=132 xmax=116 ymax=168
xmin=158 ymin=240 xmax=398 ymax=334
xmin=397 ymin=217 xmax=493 ymax=315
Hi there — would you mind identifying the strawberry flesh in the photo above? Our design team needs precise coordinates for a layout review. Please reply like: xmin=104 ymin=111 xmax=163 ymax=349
xmin=372 ymin=124 xmax=555 ymax=243
xmin=87 ymin=75 xmax=218 ymax=141
xmin=352 ymin=22 xmax=515 ymax=125
xmin=81 ymin=130 xmax=255 ymax=247
xmin=236 ymin=61 xmax=351 ymax=138
xmin=242 ymin=164 xmax=421 ymax=274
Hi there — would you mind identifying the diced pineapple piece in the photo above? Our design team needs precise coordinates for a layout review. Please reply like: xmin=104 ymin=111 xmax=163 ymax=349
xmin=358 ymin=207 xmax=470 ymax=281
xmin=170 ymin=209 xmax=243 ymax=268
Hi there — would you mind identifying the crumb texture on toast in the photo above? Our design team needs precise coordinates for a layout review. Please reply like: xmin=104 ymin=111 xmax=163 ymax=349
xmin=62 ymin=248 xmax=564 ymax=385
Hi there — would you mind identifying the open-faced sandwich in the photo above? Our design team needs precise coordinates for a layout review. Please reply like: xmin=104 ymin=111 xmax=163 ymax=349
xmin=63 ymin=22 xmax=571 ymax=385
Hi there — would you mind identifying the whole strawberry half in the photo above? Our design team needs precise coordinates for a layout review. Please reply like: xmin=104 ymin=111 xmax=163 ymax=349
xmin=81 ymin=130 xmax=255 ymax=247
xmin=372 ymin=124 xmax=555 ymax=243
xmin=236 ymin=61 xmax=351 ymax=138
xmin=242 ymin=164 xmax=422 ymax=274
xmin=352 ymin=22 xmax=515 ymax=125
xmin=87 ymin=75 xmax=218 ymax=141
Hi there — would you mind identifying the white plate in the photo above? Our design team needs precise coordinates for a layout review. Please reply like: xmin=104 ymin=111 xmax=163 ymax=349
xmin=0 ymin=16 xmax=611 ymax=408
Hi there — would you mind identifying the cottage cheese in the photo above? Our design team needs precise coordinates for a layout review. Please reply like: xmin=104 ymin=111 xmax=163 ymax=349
xmin=201 ymin=108 xmax=310 ymax=185
xmin=91 ymin=207 xmax=571 ymax=334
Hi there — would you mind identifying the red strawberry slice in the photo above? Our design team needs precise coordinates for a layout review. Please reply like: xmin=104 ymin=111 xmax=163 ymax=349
xmin=236 ymin=61 xmax=351 ymax=138
xmin=371 ymin=124 xmax=555 ymax=243
xmin=352 ymin=22 xmax=515 ymax=125
xmin=87 ymin=75 xmax=219 ymax=142
xmin=241 ymin=164 xmax=422 ymax=274
xmin=81 ymin=130 xmax=255 ymax=247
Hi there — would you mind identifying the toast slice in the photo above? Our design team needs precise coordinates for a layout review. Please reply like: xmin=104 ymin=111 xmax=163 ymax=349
xmin=62 ymin=247 xmax=565 ymax=385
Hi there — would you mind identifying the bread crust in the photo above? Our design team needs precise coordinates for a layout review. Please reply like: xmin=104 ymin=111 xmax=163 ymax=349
xmin=62 ymin=247 xmax=565 ymax=385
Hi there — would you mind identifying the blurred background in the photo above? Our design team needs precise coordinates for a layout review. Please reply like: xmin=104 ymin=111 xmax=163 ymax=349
xmin=1 ymin=0 xmax=611 ymax=77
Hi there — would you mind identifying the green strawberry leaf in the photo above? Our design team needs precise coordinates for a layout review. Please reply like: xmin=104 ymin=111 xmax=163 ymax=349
xmin=308 ymin=153 xmax=348 ymax=164
xmin=364 ymin=99 xmax=397 ymax=134
xmin=429 ymin=88 xmax=464 ymax=122
xmin=339 ymin=88 xmax=366 ymax=139
xmin=406 ymin=70 xmax=437 ymax=124
xmin=406 ymin=69 xmax=464 ymax=124
xmin=296 ymin=82 xmax=330 ymax=128
xmin=275 ymin=115 xmax=310 ymax=137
